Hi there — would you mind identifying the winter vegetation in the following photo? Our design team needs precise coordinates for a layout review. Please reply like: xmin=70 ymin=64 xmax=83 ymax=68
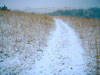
xmin=48 ymin=7 xmax=100 ymax=19
xmin=0 ymin=10 xmax=54 ymax=75
xmin=0 ymin=6 xmax=100 ymax=75
xmin=55 ymin=16 xmax=100 ymax=75
xmin=0 ymin=5 xmax=10 ymax=11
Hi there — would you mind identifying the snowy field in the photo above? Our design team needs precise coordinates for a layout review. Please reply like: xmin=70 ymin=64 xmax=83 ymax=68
xmin=0 ymin=11 xmax=100 ymax=75
xmin=0 ymin=11 xmax=54 ymax=75
xmin=24 ymin=18 xmax=86 ymax=75
xmin=55 ymin=16 xmax=100 ymax=75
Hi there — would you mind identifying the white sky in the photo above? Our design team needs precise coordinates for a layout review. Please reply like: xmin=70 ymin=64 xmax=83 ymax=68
xmin=0 ymin=0 xmax=100 ymax=9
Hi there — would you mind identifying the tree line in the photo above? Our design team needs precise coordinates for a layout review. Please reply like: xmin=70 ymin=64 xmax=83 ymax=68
xmin=0 ymin=5 xmax=10 ymax=10
xmin=48 ymin=7 xmax=100 ymax=19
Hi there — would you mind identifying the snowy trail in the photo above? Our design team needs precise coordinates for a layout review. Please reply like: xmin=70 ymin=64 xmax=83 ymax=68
xmin=22 ymin=19 xmax=86 ymax=75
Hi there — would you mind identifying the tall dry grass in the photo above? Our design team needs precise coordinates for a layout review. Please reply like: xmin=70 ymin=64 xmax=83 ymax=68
xmin=0 ymin=10 xmax=54 ymax=55
xmin=55 ymin=16 xmax=100 ymax=75
xmin=0 ymin=10 xmax=54 ymax=74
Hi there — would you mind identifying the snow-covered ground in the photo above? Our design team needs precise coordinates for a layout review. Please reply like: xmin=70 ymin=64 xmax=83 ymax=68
xmin=19 ymin=19 xmax=86 ymax=75
xmin=1 ymin=11 xmax=100 ymax=74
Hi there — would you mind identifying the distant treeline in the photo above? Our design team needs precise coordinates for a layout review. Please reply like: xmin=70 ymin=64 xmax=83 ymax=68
xmin=0 ymin=5 xmax=10 ymax=11
xmin=48 ymin=7 xmax=100 ymax=19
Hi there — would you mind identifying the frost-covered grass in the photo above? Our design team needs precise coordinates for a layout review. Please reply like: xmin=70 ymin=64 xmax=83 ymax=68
xmin=55 ymin=16 xmax=100 ymax=75
xmin=27 ymin=19 xmax=86 ymax=75
xmin=0 ymin=10 xmax=100 ymax=75
xmin=0 ymin=10 xmax=54 ymax=75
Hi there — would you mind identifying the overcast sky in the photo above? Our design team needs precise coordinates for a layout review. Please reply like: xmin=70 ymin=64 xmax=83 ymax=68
xmin=0 ymin=0 xmax=100 ymax=9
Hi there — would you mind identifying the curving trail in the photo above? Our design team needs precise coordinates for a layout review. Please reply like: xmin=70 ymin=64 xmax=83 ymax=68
xmin=22 ymin=19 xmax=86 ymax=75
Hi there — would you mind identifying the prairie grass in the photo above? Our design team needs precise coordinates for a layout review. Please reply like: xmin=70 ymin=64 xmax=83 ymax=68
xmin=55 ymin=16 xmax=100 ymax=75
xmin=0 ymin=10 xmax=54 ymax=74
xmin=0 ymin=10 xmax=54 ymax=55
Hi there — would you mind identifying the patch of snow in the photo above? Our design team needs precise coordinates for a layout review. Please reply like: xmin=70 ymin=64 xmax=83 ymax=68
xmin=21 ymin=19 xmax=86 ymax=75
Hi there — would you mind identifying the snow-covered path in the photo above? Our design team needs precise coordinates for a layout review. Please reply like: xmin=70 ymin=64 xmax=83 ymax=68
xmin=22 ymin=19 xmax=86 ymax=75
